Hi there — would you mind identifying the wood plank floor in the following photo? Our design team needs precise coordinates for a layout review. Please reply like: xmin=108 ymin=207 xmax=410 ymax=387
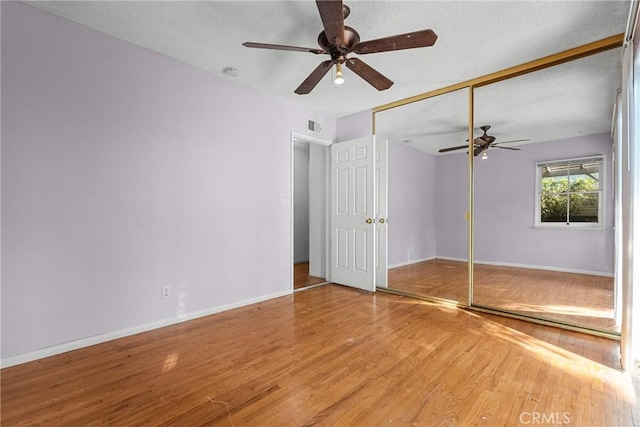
xmin=388 ymin=259 xmax=618 ymax=332
xmin=2 ymin=285 xmax=638 ymax=426
xmin=294 ymin=262 xmax=326 ymax=290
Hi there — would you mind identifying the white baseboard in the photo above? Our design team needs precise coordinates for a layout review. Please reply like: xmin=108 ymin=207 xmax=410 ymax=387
xmin=388 ymin=256 xmax=436 ymax=270
xmin=1 ymin=289 xmax=292 ymax=369
xmin=418 ymin=256 xmax=614 ymax=277
xmin=433 ymin=256 xmax=467 ymax=263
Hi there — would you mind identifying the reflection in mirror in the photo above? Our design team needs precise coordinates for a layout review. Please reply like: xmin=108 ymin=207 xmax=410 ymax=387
xmin=471 ymin=47 xmax=621 ymax=333
xmin=374 ymin=88 xmax=468 ymax=302
xmin=293 ymin=140 xmax=329 ymax=290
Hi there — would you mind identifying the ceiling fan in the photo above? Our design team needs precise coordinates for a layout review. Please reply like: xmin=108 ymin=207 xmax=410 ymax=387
xmin=438 ymin=125 xmax=529 ymax=158
xmin=243 ymin=1 xmax=437 ymax=95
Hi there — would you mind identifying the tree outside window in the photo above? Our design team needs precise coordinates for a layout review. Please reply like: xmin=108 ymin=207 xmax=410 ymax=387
xmin=537 ymin=157 xmax=603 ymax=226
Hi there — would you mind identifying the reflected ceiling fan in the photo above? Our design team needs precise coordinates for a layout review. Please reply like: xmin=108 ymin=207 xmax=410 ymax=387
xmin=438 ymin=125 xmax=529 ymax=159
xmin=243 ymin=1 xmax=437 ymax=94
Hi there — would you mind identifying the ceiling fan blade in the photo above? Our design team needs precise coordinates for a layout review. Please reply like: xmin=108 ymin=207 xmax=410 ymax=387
xmin=345 ymin=58 xmax=393 ymax=91
xmin=243 ymin=42 xmax=325 ymax=55
xmin=493 ymin=139 xmax=530 ymax=145
xmin=474 ymin=146 xmax=484 ymax=157
xmin=438 ymin=144 xmax=469 ymax=153
xmin=294 ymin=60 xmax=334 ymax=95
xmin=493 ymin=146 xmax=521 ymax=151
xmin=353 ymin=29 xmax=437 ymax=55
xmin=465 ymin=138 xmax=483 ymax=147
xmin=316 ymin=0 xmax=345 ymax=45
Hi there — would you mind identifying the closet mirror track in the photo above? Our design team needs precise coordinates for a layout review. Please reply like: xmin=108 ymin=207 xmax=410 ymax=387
xmin=372 ymin=34 xmax=623 ymax=337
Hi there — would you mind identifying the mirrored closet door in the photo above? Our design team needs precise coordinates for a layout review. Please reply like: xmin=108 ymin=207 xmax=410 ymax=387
xmin=375 ymin=88 xmax=469 ymax=303
xmin=471 ymin=47 xmax=622 ymax=334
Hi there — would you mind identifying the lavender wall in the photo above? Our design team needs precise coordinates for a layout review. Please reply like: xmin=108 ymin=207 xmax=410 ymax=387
xmin=1 ymin=2 xmax=336 ymax=361
xmin=336 ymin=110 xmax=372 ymax=142
xmin=438 ymin=133 xmax=614 ymax=274
xmin=435 ymin=153 xmax=470 ymax=260
xmin=387 ymin=142 xmax=437 ymax=267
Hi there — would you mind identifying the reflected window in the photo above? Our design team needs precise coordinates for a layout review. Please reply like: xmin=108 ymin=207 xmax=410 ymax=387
xmin=536 ymin=156 xmax=603 ymax=227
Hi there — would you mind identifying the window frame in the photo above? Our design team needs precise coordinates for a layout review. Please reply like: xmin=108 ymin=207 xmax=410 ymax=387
xmin=534 ymin=155 xmax=605 ymax=229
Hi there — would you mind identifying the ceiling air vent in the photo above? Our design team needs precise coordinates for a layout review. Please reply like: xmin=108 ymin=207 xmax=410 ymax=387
xmin=307 ymin=119 xmax=322 ymax=134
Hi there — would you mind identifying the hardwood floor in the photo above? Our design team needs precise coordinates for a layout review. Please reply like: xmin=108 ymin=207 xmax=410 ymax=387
xmin=388 ymin=259 xmax=618 ymax=332
xmin=294 ymin=262 xmax=326 ymax=290
xmin=388 ymin=259 xmax=467 ymax=301
xmin=1 ymin=285 xmax=638 ymax=426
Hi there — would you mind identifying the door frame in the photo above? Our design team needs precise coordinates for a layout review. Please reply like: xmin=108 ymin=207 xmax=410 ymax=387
xmin=290 ymin=132 xmax=332 ymax=291
xmin=375 ymin=137 xmax=389 ymax=288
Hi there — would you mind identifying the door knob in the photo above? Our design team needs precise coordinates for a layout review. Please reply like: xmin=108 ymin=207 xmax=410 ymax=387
xmin=366 ymin=218 xmax=373 ymax=224
xmin=379 ymin=218 xmax=386 ymax=224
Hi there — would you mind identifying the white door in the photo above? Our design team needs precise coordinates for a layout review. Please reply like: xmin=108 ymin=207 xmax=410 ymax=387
xmin=376 ymin=139 xmax=388 ymax=287
xmin=330 ymin=136 xmax=376 ymax=291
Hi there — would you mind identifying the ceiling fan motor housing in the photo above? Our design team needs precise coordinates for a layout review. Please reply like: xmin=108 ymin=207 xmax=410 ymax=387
xmin=317 ymin=26 xmax=361 ymax=63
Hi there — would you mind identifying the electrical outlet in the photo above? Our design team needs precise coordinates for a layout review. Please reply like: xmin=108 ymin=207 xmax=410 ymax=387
xmin=161 ymin=286 xmax=170 ymax=299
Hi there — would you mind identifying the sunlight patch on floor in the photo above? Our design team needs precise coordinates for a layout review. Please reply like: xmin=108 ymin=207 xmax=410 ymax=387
xmin=494 ymin=302 xmax=614 ymax=319
xmin=162 ymin=352 xmax=179 ymax=373
xmin=477 ymin=319 xmax=637 ymax=405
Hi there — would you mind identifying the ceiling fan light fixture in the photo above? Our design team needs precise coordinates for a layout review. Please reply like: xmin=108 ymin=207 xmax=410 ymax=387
xmin=481 ymin=149 xmax=488 ymax=160
xmin=335 ymin=62 xmax=345 ymax=85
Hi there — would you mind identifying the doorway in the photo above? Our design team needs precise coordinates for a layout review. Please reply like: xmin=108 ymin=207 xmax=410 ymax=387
xmin=292 ymin=133 xmax=330 ymax=290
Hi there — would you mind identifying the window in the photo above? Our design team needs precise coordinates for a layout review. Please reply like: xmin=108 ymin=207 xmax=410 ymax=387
xmin=535 ymin=156 xmax=604 ymax=227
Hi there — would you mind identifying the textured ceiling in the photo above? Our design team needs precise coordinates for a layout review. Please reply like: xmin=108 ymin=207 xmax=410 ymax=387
xmin=25 ymin=1 xmax=629 ymax=151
